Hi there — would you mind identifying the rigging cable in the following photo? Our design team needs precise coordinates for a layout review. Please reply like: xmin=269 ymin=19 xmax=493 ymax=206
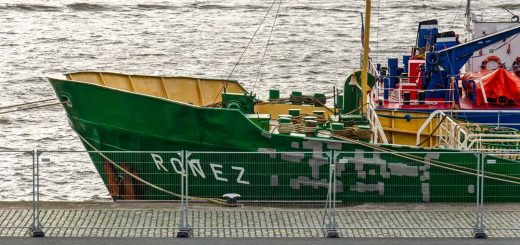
xmin=375 ymin=0 xmax=382 ymax=64
xmin=448 ymin=0 xmax=467 ymax=30
xmin=210 ymin=0 xmax=280 ymax=105
xmin=252 ymin=0 xmax=283 ymax=94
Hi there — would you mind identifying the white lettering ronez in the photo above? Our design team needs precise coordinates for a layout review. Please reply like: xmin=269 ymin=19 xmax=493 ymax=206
xmin=210 ymin=164 xmax=228 ymax=182
xmin=189 ymin=159 xmax=206 ymax=178
xmin=232 ymin=166 xmax=249 ymax=185
xmin=150 ymin=154 xmax=250 ymax=184
xmin=169 ymin=157 xmax=185 ymax=174
xmin=151 ymin=154 xmax=168 ymax=172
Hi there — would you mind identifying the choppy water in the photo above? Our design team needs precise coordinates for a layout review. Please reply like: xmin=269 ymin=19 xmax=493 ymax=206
xmin=0 ymin=0 xmax=518 ymax=201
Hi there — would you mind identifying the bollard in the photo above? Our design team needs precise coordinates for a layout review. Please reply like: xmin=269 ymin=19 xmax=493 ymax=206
xmin=223 ymin=193 xmax=241 ymax=205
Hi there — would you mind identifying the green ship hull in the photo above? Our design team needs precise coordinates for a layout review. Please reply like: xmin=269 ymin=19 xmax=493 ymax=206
xmin=48 ymin=75 xmax=520 ymax=203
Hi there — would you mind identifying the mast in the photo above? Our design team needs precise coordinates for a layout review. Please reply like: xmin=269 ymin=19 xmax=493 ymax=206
xmin=465 ymin=0 xmax=471 ymax=33
xmin=361 ymin=0 xmax=371 ymax=115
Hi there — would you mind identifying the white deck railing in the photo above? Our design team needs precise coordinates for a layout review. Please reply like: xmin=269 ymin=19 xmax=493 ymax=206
xmin=366 ymin=59 xmax=389 ymax=144
xmin=416 ymin=110 xmax=520 ymax=153
xmin=366 ymin=97 xmax=388 ymax=144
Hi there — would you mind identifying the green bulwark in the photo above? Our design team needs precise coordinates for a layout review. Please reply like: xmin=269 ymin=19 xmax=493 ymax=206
xmin=49 ymin=77 xmax=520 ymax=203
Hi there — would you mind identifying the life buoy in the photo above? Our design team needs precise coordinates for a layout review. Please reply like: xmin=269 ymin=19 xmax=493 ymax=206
xmin=481 ymin=55 xmax=503 ymax=71
xmin=497 ymin=96 xmax=509 ymax=106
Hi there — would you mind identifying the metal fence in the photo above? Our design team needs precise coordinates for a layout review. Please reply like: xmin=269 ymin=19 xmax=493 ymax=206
xmin=1 ymin=150 xmax=520 ymax=238
xmin=0 ymin=151 xmax=33 ymax=237
xmin=180 ymin=151 xmax=337 ymax=238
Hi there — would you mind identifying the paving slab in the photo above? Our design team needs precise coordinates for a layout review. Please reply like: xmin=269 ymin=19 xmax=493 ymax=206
xmin=1 ymin=202 xmax=520 ymax=238
xmin=2 ymin=238 xmax=520 ymax=245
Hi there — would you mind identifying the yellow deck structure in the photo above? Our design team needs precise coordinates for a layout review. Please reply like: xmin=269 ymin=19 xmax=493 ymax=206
xmin=66 ymin=72 xmax=247 ymax=107
xmin=377 ymin=110 xmax=440 ymax=147
xmin=66 ymin=71 xmax=333 ymax=119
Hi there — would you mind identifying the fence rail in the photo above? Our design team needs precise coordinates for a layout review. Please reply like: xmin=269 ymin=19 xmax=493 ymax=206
xmin=0 ymin=150 xmax=520 ymax=238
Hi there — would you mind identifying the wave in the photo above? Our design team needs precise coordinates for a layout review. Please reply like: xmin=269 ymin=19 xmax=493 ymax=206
xmin=136 ymin=4 xmax=178 ymax=10
xmin=195 ymin=4 xmax=233 ymax=10
xmin=289 ymin=6 xmax=350 ymax=13
xmin=192 ymin=3 xmax=266 ymax=11
xmin=134 ymin=53 xmax=167 ymax=57
xmin=0 ymin=4 xmax=61 ymax=12
xmin=378 ymin=3 xmax=451 ymax=11
xmin=0 ymin=2 xmax=271 ymax=13
xmin=0 ymin=117 xmax=10 ymax=124
xmin=68 ymin=3 xmax=252 ymax=12
xmin=407 ymin=4 xmax=451 ymax=11
xmin=66 ymin=3 xmax=117 ymax=12
xmin=238 ymin=4 xmax=267 ymax=11
xmin=498 ymin=4 xmax=520 ymax=10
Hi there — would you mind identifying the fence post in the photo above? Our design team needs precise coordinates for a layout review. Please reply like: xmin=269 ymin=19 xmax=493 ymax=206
xmin=27 ymin=149 xmax=44 ymax=237
xmin=177 ymin=150 xmax=192 ymax=238
xmin=325 ymin=150 xmax=339 ymax=238
xmin=474 ymin=153 xmax=487 ymax=239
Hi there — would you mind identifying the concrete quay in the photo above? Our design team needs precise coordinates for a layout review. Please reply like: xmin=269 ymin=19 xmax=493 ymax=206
xmin=1 ymin=202 xmax=520 ymax=238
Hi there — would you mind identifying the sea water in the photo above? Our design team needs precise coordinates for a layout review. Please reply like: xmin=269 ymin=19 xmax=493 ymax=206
xmin=0 ymin=0 xmax=518 ymax=200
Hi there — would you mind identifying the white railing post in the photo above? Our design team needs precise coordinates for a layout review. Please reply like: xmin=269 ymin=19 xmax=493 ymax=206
xmin=474 ymin=153 xmax=487 ymax=239
xmin=27 ymin=149 xmax=44 ymax=237
xmin=177 ymin=150 xmax=192 ymax=238
xmin=325 ymin=150 xmax=339 ymax=238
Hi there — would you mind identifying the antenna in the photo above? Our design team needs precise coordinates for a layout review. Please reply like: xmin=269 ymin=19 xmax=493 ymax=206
xmin=465 ymin=0 xmax=471 ymax=32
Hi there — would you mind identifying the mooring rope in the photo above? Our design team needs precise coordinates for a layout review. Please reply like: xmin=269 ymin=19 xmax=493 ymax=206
xmin=0 ymin=99 xmax=67 ymax=115
xmin=74 ymin=131 xmax=229 ymax=205
xmin=0 ymin=98 xmax=57 ymax=110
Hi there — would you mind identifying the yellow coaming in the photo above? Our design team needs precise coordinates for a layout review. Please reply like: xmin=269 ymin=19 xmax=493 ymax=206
xmin=377 ymin=110 xmax=440 ymax=147
xmin=66 ymin=71 xmax=247 ymax=107
xmin=66 ymin=71 xmax=334 ymax=117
